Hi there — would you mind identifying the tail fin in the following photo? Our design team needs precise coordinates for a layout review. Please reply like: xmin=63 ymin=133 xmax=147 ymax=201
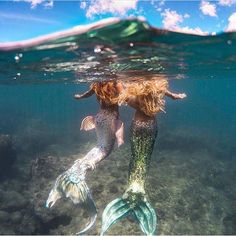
xmin=77 ymin=194 xmax=97 ymax=235
xmin=101 ymin=191 xmax=157 ymax=235
xmin=46 ymin=163 xmax=97 ymax=234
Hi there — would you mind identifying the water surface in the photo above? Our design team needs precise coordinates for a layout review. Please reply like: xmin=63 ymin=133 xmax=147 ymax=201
xmin=0 ymin=18 xmax=235 ymax=235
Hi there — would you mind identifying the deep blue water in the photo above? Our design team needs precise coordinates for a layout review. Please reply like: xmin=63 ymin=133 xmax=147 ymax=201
xmin=0 ymin=18 xmax=235 ymax=235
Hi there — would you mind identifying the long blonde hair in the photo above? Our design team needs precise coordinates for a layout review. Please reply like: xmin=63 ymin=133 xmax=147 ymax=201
xmin=119 ymin=78 xmax=168 ymax=116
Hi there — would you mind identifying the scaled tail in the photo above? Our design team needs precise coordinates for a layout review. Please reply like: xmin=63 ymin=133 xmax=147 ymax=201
xmin=46 ymin=160 xmax=97 ymax=234
xmin=101 ymin=190 xmax=157 ymax=235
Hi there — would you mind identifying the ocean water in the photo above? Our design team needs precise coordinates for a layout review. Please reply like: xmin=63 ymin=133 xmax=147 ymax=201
xmin=0 ymin=18 xmax=236 ymax=235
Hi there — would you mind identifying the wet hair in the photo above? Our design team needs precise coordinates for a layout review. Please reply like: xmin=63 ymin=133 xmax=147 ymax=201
xmin=91 ymin=81 xmax=121 ymax=105
xmin=119 ymin=78 xmax=168 ymax=116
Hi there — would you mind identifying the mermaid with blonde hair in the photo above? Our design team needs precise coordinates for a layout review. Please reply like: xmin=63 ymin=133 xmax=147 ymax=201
xmin=46 ymin=80 xmax=124 ymax=234
xmin=101 ymin=77 xmax=186 ymax=235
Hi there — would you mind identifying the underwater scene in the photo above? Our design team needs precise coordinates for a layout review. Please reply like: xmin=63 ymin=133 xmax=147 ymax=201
xmin=0 ymin=18 xmax=236 ymax=235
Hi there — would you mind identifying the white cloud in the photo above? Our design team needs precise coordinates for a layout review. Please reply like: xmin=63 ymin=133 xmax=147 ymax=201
xmin=26 ymin=0 xmax=43 ymax=8
xmin=218 ymin=0 xmax=236 ymax=6
xmin=200 ymin=1 xmax=217 ymax=17
xmin=159 ymin=0 xmax=165 ymax=6
xmin=225 ymin=12 xmax=236 ymax=31
xmin=177 ymin=26 xmax=208 ymax=35
xmin=82 ymin=0 xmax=138 ymax=18
xmin=151 ymin=0 xmax=165 ymax=12
xmin=184 ymin=13 xmax=190 ymax=19
xmin=44 ymin=0 xmax=53 ymax=9
xmin=14 ymin=0 xmax=53 ymax=9
xmin=161 ymin=9 xmax=183 ymax=29
xmin=161 ymin=9 xmax=208 ymax=35
xmin=80 ymin=1 xmax=86 ymax=10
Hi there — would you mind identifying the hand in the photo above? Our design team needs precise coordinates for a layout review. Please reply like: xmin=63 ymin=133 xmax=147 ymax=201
xmin=74 ymin=94 xmax=82 ymax=99
xmin=173 ymin=93 xmax=187 ymax=99
xmin=74 ymin=89 xmax=95 ymax=100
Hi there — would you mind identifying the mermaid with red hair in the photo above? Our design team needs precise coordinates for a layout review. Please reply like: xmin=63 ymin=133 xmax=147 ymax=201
xmin=46 ymin=80 xmax=124 ymax=234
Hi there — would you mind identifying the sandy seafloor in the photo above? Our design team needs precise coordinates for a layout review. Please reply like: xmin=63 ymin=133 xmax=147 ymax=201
xmin=0 ymin=120 xmax=235 ymax=235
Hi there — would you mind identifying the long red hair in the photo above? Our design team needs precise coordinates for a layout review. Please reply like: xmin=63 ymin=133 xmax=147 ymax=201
xmin=91 ymin=81 xmax=122 ymax=105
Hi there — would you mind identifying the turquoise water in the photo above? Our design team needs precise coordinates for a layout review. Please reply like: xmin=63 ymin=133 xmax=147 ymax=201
xmin=0 ymin=18 xmax=236 ymax=234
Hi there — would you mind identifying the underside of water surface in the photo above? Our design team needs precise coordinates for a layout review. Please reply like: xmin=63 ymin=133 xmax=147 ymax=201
xmin=0 ymin=18 xmax=236 ymax=235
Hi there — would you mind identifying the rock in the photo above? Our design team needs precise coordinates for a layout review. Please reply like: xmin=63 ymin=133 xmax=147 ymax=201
xmin=0 ymin=227 xmax=15 ymax=235
xmin=11 ymin=211 xmax=22 ymax=224
xmin=0 ymin=210 xmax=10 ymax=223
xmin=16 ymin=214 xmax=38 ymax=234
xmin=223 ymin=213 xmax=236 ymax=234
xmin=109 ymin=185 xmax=119 ymax=194
xmin=0 ymin=134 xmax=17 ymax=177
xmin=92 ymin=183 xmax=104 ymax=196
xmin=0 ymin=190 xmax=28 ymax=212
xmin=30 ymin=155 xmax=61 ymax=179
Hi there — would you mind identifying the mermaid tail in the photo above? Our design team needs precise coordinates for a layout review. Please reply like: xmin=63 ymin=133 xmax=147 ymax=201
xmin=46 ymin=160 xmax=97 ymax=234
xmin=101 ymin=189 xmax=157 ymax=235
xmin=101 ymin=117 xmax=158 ymax=235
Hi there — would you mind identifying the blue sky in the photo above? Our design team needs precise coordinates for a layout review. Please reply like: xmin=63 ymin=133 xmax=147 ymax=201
xmin=0 ymin=0 xmax=236 ymax=42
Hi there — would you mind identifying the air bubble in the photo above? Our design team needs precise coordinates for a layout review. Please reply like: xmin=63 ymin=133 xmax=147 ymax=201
xmin=14 ymin=53 xmax=23 ymax=62
xmin=14 ymin=55 xmax=20 ymax=62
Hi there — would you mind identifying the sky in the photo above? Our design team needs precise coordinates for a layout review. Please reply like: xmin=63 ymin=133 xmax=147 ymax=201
xmin=0 ymin=0 xmax=236 ymax=42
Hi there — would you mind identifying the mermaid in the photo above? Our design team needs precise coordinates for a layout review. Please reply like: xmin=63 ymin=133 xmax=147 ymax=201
xmin=46 ymin=81 xmax=124 ymax=234
xmin=101 ymin=78 xmax=186 ymax=235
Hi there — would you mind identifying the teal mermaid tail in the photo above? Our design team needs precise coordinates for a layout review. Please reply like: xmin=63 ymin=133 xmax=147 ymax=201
xmin=101 ymin=116 xmax=158 ymax=235
xmin=46 ymin=160 xmax=97 ymax=234
xmin=101 ymin=189 xmax=157 ymax=235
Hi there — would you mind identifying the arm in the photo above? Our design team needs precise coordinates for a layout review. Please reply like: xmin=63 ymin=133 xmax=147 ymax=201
xmin=74 ymin=88 xmax=95 ymax=100
xmin=165 ymin=90 xmax=187 ymax=100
